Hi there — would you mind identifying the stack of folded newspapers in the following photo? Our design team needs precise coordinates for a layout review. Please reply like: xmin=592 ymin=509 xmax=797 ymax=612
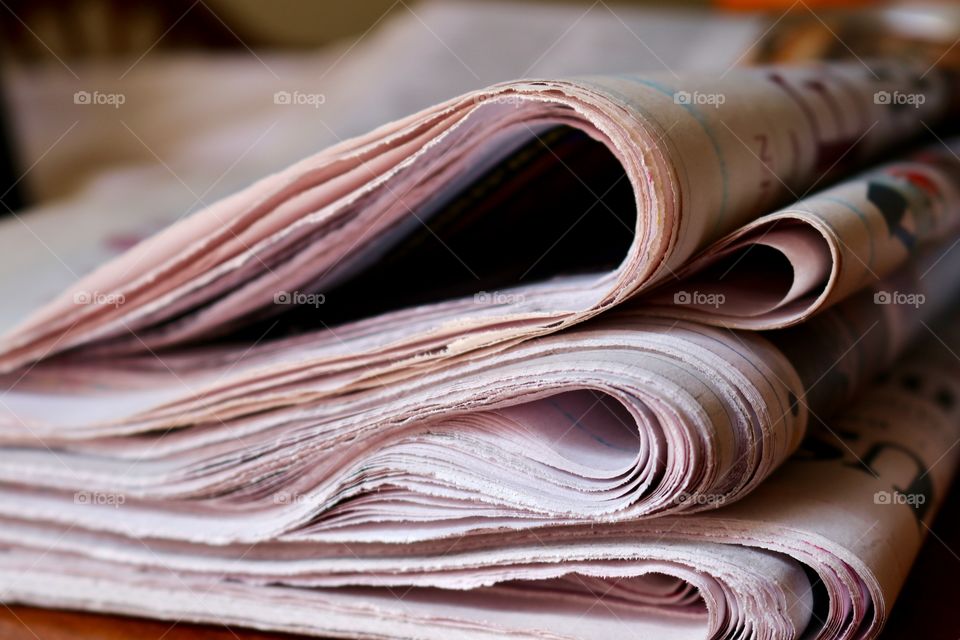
xmin=2 ymin=60 xmax=960 ymax=640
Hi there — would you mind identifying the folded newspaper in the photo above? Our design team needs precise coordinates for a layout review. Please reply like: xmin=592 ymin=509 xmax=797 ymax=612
xmin=1 ymin=61 xmax=958 ymax=639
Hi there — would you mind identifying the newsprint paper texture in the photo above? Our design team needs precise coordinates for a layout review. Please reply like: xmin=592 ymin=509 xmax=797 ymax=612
xmin=0 ymin=60 xmax=959 ymax=640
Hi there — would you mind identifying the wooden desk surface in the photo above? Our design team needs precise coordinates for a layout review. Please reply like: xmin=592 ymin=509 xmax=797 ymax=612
xmin=3 ymin=481 xmax=959 ymax=639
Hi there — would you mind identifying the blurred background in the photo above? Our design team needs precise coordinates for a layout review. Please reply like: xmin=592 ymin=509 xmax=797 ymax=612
xmin=0 ymin=0 xmax=958 ymax=637
xmin=3 ymin=0 xmax=960 ymax=211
